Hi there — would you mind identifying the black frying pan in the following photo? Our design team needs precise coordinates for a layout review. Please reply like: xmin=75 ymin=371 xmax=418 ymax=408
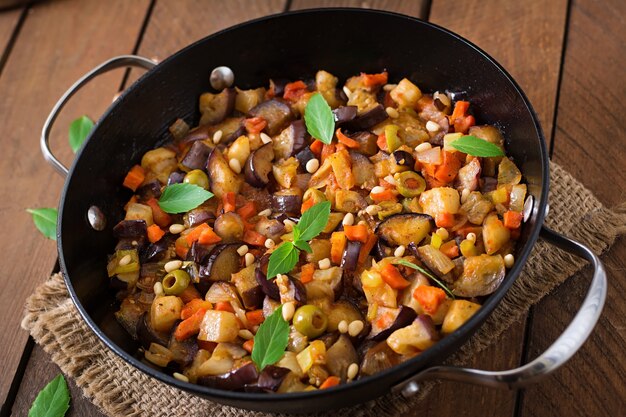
xmin=40 ymin=9 xmax=606 ymax=413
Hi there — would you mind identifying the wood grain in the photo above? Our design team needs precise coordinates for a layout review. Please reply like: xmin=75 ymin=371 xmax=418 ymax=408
xmin=0 ymin=0 xmax=149 ymax=409
xmin=290 ymin=0 xmax=429 ymax=16
xmin=521 ymin=0 xmax=626 ymax=415
xmin=0 ymin=7 xmax=22 ymax=64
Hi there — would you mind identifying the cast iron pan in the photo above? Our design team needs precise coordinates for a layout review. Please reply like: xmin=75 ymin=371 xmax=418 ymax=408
xmin=40 ymin=8 xmax=606 ymax=413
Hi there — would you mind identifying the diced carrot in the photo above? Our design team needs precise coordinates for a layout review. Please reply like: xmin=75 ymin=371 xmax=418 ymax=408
xmin=283 ymin=80 xmax=308 ymax=101
xmin=503 ymin=210 xmax=523 ymax=229
xmin=310 ymin=139 xmax=324 ymax=157
xmin=245 ymin=117 xmax=267 ymax=134
xmin=300 ymin=263 xmax=315 ymax=284
xmin=435 ymin=212 xmax=455 ymax=228
xmin=215 ymin=301 xmax=235 ymax=313
xmin=344 ymin=224 xmax=369 ymax=243
xmin=454 ymin=115 xmax=475 ymax=134
xmin=380 ymin=264 xmax=411 ymax=289
xmin=320 ymin=376 xmax=341 ymax=389
xmin=336 ymin=128 xmax=359 ymax=148
xmin=242 ymin=339 xmax=254 ymax=354
xmin=179 ymin=285 xmax=201 ymax=304
xmin=321 ymin=143 xmax=336 ymax=163
xmin=181 ymin=299 xmax=213 ymax=320
xmin=376 ymin=133 xmax=388 ymax=152
xmin=146 ymin=197 xmax=172 ymax=228
xmin=223 ymin=192 xmax=236 ymax=213
xmin=237 ymin=202 xmax=256 ymax=220
xmin=198 ymin=340 xmax=217 ymax=352
xmin=371 ymin=189 xmax=396 ymax=203
xmin=449 ymin=101 xmax=470 ymax=123
xmin=439 ymin=240 xmax=460 ymax=259
xmin=146 ymin=224 xmax=165 ymax=243
xmin=434 ymin=151 xmax=463 ymax=184
xmin=330 ymin=232 xmax=347 ymax=264
xmin=174 ymin=308 xmax=207 ymax=341
xmin=455 ymin=226 xmax=483 ymax=239
xmin=375 ymin=311 xmax=395 ymax=330
xmin=243 ymin=229 xmax=266 ymax=246
xmin=361 ymin=71 xmax=388 ymax=87
xmin=198 ymin=227 xmax=222 ymax=245
xmin=379 ymin=178 xmax=395 ymax=189
xmin=335 ymin=142 xmax=347 ymax=153
xmin=358 ymin=234 xmax=378 ymax=264
xmin=185 ymin=223 xmax=210 ymax=245
xmin=122 ymin=165 xmax=145 ymax=192
xmin=413 ymin=285 xmax=447 ymax=315
xmin=301 ymin=197 xmax=315 ymax=214
xmin=246 ymin=309 xmax=265 ymax=326
xmin=175 ymin=236 xmax=190 ymax=259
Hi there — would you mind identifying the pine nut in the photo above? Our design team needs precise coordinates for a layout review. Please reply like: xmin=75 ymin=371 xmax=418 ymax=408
xmin=385 ymin=107 xmax=399 ymax=118
xmin=342 ymin=213 xmax=355 ymax=226
xmin=318 ymin=258 xmax=331 ymax=270
xmin=394 ymin=245 xmax=406 ymax=257
xmin=131 ymin=240 xmax=138 ymax=246
xmin=306 ymin=158 xmax=320 ymax=174
xmin=238 ymin=329 xmax=254 ymax=340
xmin=365 ymin=205 xmax=381 ymax=215
xmin=342 ymin=86 xmax=352 ymax=99
xmin=338 ymin=320 xmax=349 ymax=334
xmin=164 ymin=260 xmax=183 ymax=273
xmin=169 ymin=223 xmax=185 ymax=234
xmin=383 ymin=83 xmax=397 ymax=91
xmin=212 ymin=129 xmax=223 ymax=144
xmin=282 ymin=302 xmax=295 ymax=322
xmin=504 ymin=254 xmax=515 ymax=268
xmin=371 ymin=186 xmax=385 ymax=195
xmin=415 ymin=142 xmax=432 ymax=152
xmin=283 ymin=219 xmax=296 ymax=231
xmin=118 ymin=254 xmax=131 ymax=266
xmin=384 ymin=175 xmax=396 ymax=185
xmin=258 ymin=208 xmax=272 ymax=217
xmin=153 ymin=282 xmax=164 ymax=297
xmin=348 ymin=320 xmax=364 ymax=337
xmin=260 ymin=132 xmax=272 ymax=144
xmin=173 ymin=372 xmax=189 ymax=383
xmin=426 ymin=121 xmax=440 ymax=132
xmin=237 ymin=245 xmax=249 ymax=256
xmin=461 ymin=188 xmax=470 ymax=203
xmin=466 ymin=232 xmax=477 ymax=243
xmin=436 ymin=228 xmax=449 ymax=240
xmin=244 ymin=252 xmax=255 ymax=267
xmin=264 ymin=238 xmax=275 ymax=249
xmin=347 ymin=363 xmax=359 ymax=380
xmin=228 ymin=158 xmax=242 ymax=174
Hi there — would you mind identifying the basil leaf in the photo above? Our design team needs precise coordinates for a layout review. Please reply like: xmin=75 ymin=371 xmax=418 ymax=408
xmin=449 ymin=135 xmax=505 ymax=157
xmin=27 ymin=208 xmax=58 ymax=240
xmin=293 ymin=239 xmax=312 ymax=253
xmin=396 ymin=259 xmax=455 ymax=299
xmin=295 ymin=201 xmax=331 ymax=242
xmin=68 ymin=115 xmax=94 ymax=153
xmin=304 ymin=93 xmax=334 ymax=144
xmin=267 ymin=242 xmax=299 ymax=279
xmin=251 ymin=305 xmax=290 ymax=370
xmin=158 ymin=183 xmax=213 ymax=214
xmin=28 ymin=374 xmax=70 ymax=417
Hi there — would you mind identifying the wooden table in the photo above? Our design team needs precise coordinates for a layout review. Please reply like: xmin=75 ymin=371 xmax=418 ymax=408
xmin=2 ymin=0 xmax=624 ymax=416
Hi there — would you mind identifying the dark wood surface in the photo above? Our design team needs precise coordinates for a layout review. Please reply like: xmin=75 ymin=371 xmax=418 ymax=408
xmin=3 ymin=0 xmax=624 ymax=416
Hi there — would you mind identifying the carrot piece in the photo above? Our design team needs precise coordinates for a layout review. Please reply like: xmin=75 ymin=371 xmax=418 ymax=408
xmin=300 ymin=263 xmax=315 ymax=284
xmin=245 ymin=116 xmax=267 ymax=134
xmin=146 ymin=197 xmax=172 ymax=228
xmin=439 ymin=240 xmax=460 ymax=259
xmin=434 ymin=151 xmax=463 ymax=184
xmin=361 ymin=71 xmax=388 ymax=87
xmin=237 ymin=202 xmax=256 ymax=220
xmin=310 ymin=139 xmax=324 ymax=157
xmin=358 ymin=234 xmax=378 ymax=264
xmin=344 ymin=224 xmax=369 ymax=243
xmin=330 ymin=232 xmax=347 ymax=264
xmin=413 ymin=285 xmax=447 ymax=315
xmin=246 ymin=309 xmax=265 ymax=326
xmin=243 ymin=229 xmax=266 ymax=246
xmin=449 ymin=100 xmax=470 ymax=122
xmin=336 ymin=128 xmax=360 ymax=148
xmin=283 ymin=80 xmax=308 ymax=101
xmin=175 ymin=236 xmax=190 ymax=259
xmin=181 ymin=299 xmax=213 ymax=320
xmin=380 ymin=264 xmax=411 ymax=290
xmin=215 ymin=301 xmax=235 ymax=313
xmin=319 ymin=376 xmax=341 ymax=389
xmin=376 ymin=133 xmax=388 ymax=152
xmin=320 ymin=143 xmax=336 ymax=163
xmin=301 ymin=197 xmax=315 ymax=214
xmin=179 ymin=285 xmax=202 ymax=303
xmin=185 ymin=223 xmax=210 ymax=245
xmin=454 ymin=115 xmax=475 ymax=134
xmin=198 ymin=227 xmax=222 ymax=245
xmin=122 ymin=165 xmax=145 ymax=191
xmin=242 ymin=339 xmax=254 ymax=354
xmin=223 ymin=192 xmax=236 ymax=213
xmin=455 ymin=226 xmax=482 ymax=239
xmin=146 ymin=224 xmax=165 ymax=243
xmin=503 ymin=210 xmax=523 ymax=229
xmin=371 ymin=189 xmax=396 ymax=203
xmin=174 ymin=308 xmax=207 ymax=341
xmin=435 ymin=212 xmax=455 ymax=228
xmin=374 ymin=311 xmax=395 ymax=330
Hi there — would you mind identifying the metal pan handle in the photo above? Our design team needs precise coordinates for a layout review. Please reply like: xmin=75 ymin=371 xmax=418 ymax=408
xmin=394 ymin=225 xmax=607 ymax=397
xmin=40 ymin=55 xmax=157 ymax=178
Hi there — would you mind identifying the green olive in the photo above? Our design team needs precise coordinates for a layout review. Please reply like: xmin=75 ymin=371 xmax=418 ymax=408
xmin=293 ymin=304 xmax=328 ymax=339
xmin=395 ymin=171 xmax=426 ymax=198
xmin=162 ymin=269 xmax=191 ymax=295
xmin=183 ymin=169 xmax=209 ymax=189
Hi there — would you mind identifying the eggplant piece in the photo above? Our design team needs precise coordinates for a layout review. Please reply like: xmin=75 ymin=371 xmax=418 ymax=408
xmin=167 ymin=171 xmax=186 ymax=185
xmin=254 ymin=217 xmax=285 ymax=242
xmin=256 ymin=268 xmax=280 ymax=301
xmin=181 ymin=140 xmax=212 ymax=171
xmin=186 ymin=241 xmax=211 ymax=264
xmin=376 ymin=213 xmax=433 ymax=247
xmin=141 ymin=235 xmax=172 ymax=263
xmin=269 ymin=78 xmax=289 ymax=97
xmin=248 ymin=99 xmax=295 ymax=135
xmin=137 ymin=180 xmax=162 ymax=201
xmin=373 ymin=240 xmax=392 ymax=261
xmin=276 ymin=274 xmax=307 ymax=305
xmin=343 ymin=104 xmax=388 ymax=130
xmin=327 ymin=301 xmax=364 ymax=332
xmin=368 ymin=305 xmax=417 ymax=341
xmin=206 ymin=148 xmax=243 ymax=199
xmin=349 ymin=152 xmax=377 ymax=190
xmin=333 ymin=105 xmax=357 ymax=125
xmin=214 ymin=212 xmax=245 ymax=242
xmin=197 ymin=362 xmax=259 ymax=390
xmin=232 ymin=264 xmax=264 ymax=309
xmin=272 ymin=189 xmax=302 ymax=215
xmin=480 ymin=177 xmax=498 ymax=193
xmin=198 ymin=244 xmax=240 ymax=293
xmin=386 ymin=314 xmax=439 ymax=355
xmin=326 ymin=335 xmax=359 ymax=381
xmin=168 ymin=327 xmax=199 ymax=367
xmin=295 ymin=147 xmax=316 ymax=166
xmin=349 ymin=131 xmax=378 ymax=156
xmin=199 ymin=88 xmax=236 ymax=125
xmin=180 ymin=124 xmax=211 ymax=143
xmin=393 ymin=150 xmax=415 ymax=168
xmin=257 ymin=366 xmax=290 ymax=392
xmin=136 ymin=312 xmax=168 ymax=349
xmin=455 ymin=157 xmax=481 ymax=192
xmin=417 ymin=244 xmax=456 ymax=279
xmin=273 ymin=120 xmax=308 ymax=160
xmin=185 ymin=207 xmax=215 ymax=228
xmin=245 ymin=143 xmax=274 ymax=188
xmin=207 ymin=117 xmax=246 ymax=146
xmin=359 ymin=340 xmax=402 ymax=376
xmin=453 ymin=254 xmax=505 ymax=297
xmin=340 ymin=240 xmax=361 ymax=273
xmin=113 ymin=220 xmax=147 ymax=240
xmin=305 ymin=267 xmax=343 ymax=301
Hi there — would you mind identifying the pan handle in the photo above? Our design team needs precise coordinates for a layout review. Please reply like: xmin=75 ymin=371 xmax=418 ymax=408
xmin=40 ymin=55 xmax=157 ymax=177
xmin=393 ymin=226 xmax=607 ymax=397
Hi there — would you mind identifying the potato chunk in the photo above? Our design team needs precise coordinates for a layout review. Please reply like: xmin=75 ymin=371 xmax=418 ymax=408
xmin=151 ymin=295 xmax=183 ymax=332
xmin=441 ymin=300 xmax=481 ymax=334
xmin=419 ymin=187 xmax=461 ymax=218
xmin=198 ymin=310 xmax=239 ymax=343
xmin=390 ymin=78 xmax=422 ymax=109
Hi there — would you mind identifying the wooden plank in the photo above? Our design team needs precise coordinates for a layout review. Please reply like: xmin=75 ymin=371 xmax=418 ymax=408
xmin=290 ymin=0 xmax=429 ymax=16
xmin=0 ymin=0 xmax=149 ymax=409
xmin=521 ymin=0 xmax=626 ymax=415
xmin=0 ymin=7 xmax=22 ymax=61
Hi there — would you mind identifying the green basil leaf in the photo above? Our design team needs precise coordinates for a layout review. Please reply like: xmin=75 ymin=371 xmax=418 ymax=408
xmin=304 ymin=93 xmax=334 ymax=145
xmin=158 ymin=183 xmax=213 ymax=214
xmin=293 ymin=239 xmax=312 ymax=253
xmin=28 ymin=374 xmax=70 ymax=417
xmin=295 ymin=201 xmax=331 ymax=242
xmin=27 ymin=208 xmax=58 ymax=240
xmin=449 ymin=135 xmax=505 ymax=157
xmin=251 ymin=305 xmax=290 ymax=370
xmin=68 ymin=115 xmax=94 ymax=153
xmin=267 ymin=242 xmax=299 ymax=279
xmin=396 ymin=259 xmax=455 ymax=299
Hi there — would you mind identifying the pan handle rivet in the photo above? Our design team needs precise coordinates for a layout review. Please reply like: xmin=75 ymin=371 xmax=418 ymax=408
xmin=210 ymin=66 xmax=234 ymax=90
xmin=88 ymin=206 xmax=106 ymax=231
xmin=401 ymin=381 xmax=420 ymax=398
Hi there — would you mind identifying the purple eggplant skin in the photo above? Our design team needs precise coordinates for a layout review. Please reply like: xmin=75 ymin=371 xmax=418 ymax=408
xmin=197 ymin=362 xmax=259 ymax=391
xmin=295 ymin=147 xmax=316 ymax=166
xmin=168 ymin=328 xmax=199 ymax=367
xmin=185 ymin=207 xmax=215 ymax=228
xmin=373 ymin=240 xmax=392 ymax=261
xmin=333 ymin=105 xmax=358 ymax=125
xmin=349 ymin=131 xmax=378 ymax=156
xmin=271 ymin=191 xmax=302 ymax=216
xmin=255 ymin=268 xmax=280 ymax=301
xmin=200 ymin=88 xmax=237 ymax=125
xmin=257 ymin=366 xmax=290 ymax=392
xmin=245 ymin=143 xmax=275 ymax=188
xmin=181 ymin=140 xmax=212 ymax=171
xmin=186 ymin=241 xmax=211 ymax=264
xmin=167 ymin=171 xmax=186 ymax=185
xmin=248 ymin=99 xmax=295 ymax=135
xmin=341 ymin=240 xmax=362 ymax=273
xmin=269 ymin=78 xmax=289 ymax=97
xmin=141 ymin=235 xmax=172 ymax=263
xmin=415 ymin=314 xmax=440 ymax=342
xmin=137 ymin=180 xmax=162 ymax=201
xmin=198 ymin=244 xmax=241 ymax=294
xmin=480 ymin=177 xmax=498 ymax=193
xmin=393 ymin=150 xmax=415 ymax=168
xmin=343 ymin=104 xmax=389 ymax=131
xmin=113 ymin=220 xmax=147 ymax=239
xmin=369 ymin=306 xmax=417 ymax=341
xmin=290 ymin=276 xmax=307 ymax=305
xmin=136 ymin=313 xmax=168 ymax=349
xmin=273 ymin=120 xmax=309 ymax=160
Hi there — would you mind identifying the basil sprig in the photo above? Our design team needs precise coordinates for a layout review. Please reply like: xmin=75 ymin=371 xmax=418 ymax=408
xmin=68 ymin=115 xmax=94 ymax=153
xmin=28 ymin=374 xmax=70 ymax=417
xmin=449 ymin=135 xmax=505 ymax=157
xmin=304 ymin=93 xmax=334 ymax=144
xmin=158 ymin=183 xmax=213 ymax=214
xmin=266 ymin=201 xmax=331 ymax=279
xmin=396 ymin=259 xmax=455 ymax=299
xmin=251 ymin=305 xmax=290 ymax=370
xmin=27 ymin=208 xmax=58 ymax=240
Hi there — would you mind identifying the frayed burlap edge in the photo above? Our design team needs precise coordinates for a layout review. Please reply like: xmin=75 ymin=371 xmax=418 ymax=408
xmin=22 ymin=161 xmax=626 ymax=417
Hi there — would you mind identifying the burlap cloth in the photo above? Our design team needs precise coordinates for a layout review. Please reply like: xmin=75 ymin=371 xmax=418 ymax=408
xmin=22 ymin=161 xmax=626 ymax=417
